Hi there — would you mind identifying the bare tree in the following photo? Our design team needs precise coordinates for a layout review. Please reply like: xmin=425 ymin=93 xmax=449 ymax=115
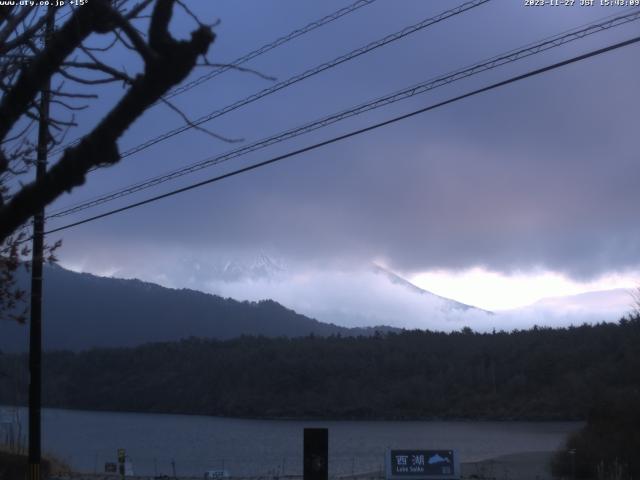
xmin=0 ymin=0 xmax=218 ymax=321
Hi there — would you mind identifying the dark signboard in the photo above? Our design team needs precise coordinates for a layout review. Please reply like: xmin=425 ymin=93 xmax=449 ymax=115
xmin=387 ymin=450 xmax=457 ymax=479
xmin=105 ymin=462 xmax=117 ymax=473
xmin=303 ymin=428 xmax=328 ymax=480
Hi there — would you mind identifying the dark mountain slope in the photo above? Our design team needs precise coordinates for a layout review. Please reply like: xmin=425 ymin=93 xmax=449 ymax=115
xmin=0 ymin=265 xmax=393 ymax=352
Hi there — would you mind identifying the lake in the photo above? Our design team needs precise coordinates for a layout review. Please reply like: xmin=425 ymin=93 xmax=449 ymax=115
xmin=2 ymin=407 xmax=581 ymax=477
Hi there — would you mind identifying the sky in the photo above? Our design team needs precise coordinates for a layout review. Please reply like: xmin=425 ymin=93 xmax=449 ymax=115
xmin=11 ymin=0 xmax=640 ymax=328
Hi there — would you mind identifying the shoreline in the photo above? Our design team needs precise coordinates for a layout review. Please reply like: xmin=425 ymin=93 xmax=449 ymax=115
xmin=41 ymin=451 xmax=557 ymax=480
xmin=462 ymin=451 xmax=555 ymax=480
xmin=2 ymin=403 xmax=585 ymax=423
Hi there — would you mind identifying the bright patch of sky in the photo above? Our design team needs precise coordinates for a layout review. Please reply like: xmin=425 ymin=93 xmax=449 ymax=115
xmin=411 ymin=268 xmax=639 ymax=311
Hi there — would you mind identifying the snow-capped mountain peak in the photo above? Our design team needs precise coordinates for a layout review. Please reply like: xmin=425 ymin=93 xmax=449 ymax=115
xmin=218 ymin=253 xmax=285 ymax=282
xmin=371 ymin=263 xmax=489 ymax=313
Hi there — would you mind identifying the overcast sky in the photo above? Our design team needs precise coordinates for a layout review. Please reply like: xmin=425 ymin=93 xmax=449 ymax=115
xmin=19 ymin=0 xmax=640 ymax=325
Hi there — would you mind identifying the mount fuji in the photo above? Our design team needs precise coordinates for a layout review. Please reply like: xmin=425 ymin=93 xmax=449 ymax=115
xmin=201 ymin=258 xmax=491 ymax=330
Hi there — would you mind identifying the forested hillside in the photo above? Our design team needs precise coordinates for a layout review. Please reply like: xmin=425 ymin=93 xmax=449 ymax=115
xmin=1 ymin=265 xmax=395 ymax=352
xmin=1 ymin=318 xmax=639 ymax=420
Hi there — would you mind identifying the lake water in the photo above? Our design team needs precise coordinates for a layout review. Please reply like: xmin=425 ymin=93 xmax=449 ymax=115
xmin=2 ymin=407 xmax=581 ymax=477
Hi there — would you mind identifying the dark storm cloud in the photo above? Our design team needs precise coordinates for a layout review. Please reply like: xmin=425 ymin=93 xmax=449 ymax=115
xmin=47 ymin=0 xmax=640 ymax=280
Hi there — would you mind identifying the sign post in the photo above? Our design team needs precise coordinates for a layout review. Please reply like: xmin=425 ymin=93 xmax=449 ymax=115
xmin=386 ymin=450 xmax=460 ymax=480
xmin=304 ymin=428 xmax=328 ymax=480
xmin=118 ymin=449 xmax=126 ymax=478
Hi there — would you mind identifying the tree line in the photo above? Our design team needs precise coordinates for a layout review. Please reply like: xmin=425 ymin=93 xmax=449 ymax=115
xmin=1 ymin=317 xmax=639 ymax=421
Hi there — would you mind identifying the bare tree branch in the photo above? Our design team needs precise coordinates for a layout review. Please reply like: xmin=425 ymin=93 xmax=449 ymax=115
xmin=0 ymin=7 xmax=32 ymax=47
xmin=159 ymin=96 xmax=242 ymax=144
xmin=198 ymin=61 xmax=276 ymax=82
xmin=0 ymin=8 xmax=53 ymax=55
xmin=0 ymin=1 xmax=113 ymax=143
xmin=0 ymin=0 xmax=216 ymax=242
xmin=125 ymin=0 xmax=155 ymax=20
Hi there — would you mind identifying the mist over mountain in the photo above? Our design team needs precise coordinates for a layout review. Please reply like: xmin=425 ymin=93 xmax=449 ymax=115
xmin=371 ymin=264 xmax=490 ymax=313
xmin=185 ymin=256 xmax=494 ymax=330
xmin=209 ymin=253 xmax=286 ymax=283
xmin=490 ymin=288 xmax=634 ymax=330
xmin=2 ymin=260 xmax=632 ymax=354
xmin=0 ymin=265 xmax=397 ymax=353
xmin=531 ymin=288 xmax=633 ymax=314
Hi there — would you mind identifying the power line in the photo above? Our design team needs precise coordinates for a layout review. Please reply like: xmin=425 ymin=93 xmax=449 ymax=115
xmin=51 ymin=0 xmax=490 ymax=161
xmin=42 ymin=33 xmax=640 ymax=237
xmin=119 ymin=0 xmax=489 ymax=158
xmin=163 ymin=0 xmax=378 ymax=100
xmin=47 ymin=8 xmax=640 ymax=220
xmin=49 ymin=0 xmax=378 ymax=156
xmin=47 ymin=7 xmax=638 ymax=218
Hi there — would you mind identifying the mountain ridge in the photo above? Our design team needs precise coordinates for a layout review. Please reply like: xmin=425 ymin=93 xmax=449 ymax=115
xmin=0 ymin=264 xmax=400 ymax=353
xmin=371 ymin=263 xmax=491 ymax=313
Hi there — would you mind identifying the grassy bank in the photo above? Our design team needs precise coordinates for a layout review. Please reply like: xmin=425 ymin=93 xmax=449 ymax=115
xmin=552 ymin=391 xmax=640 ymax=480
xmin=0 ymin=448 xmax=70 ymax=480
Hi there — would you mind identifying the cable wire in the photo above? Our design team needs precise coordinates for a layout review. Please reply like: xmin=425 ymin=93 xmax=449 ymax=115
xmin=50 ymin=0 xmax=490 ymax=160
xmin=49 ymin=0 xmax=378 ymax=156
xmin=46 ymin=8 xmax=640 ymax=220
xmin=164 ymin=0 xmax=378 ymax=100
xmin=41 ymin=33 xmax=640 ymax=237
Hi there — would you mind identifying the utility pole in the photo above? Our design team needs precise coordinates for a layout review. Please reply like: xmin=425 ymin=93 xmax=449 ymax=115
xmin=29 ymin=8 xmax=54 ymax=480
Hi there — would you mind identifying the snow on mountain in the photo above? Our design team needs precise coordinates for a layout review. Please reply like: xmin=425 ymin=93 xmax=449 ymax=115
xmin=203 ymin=261 xmax=491 ymax=330
xmin=371 ymin=264 xmax=488 ymax=313
xmin=220 ymin=253 xmax=285 ymax=282
xmin=530 ymin=288 xmax=633 ymax=316
xmin=202 ymin=260 xmax=632 ymax=331
xmin=474 ymin=288 xmax=636 ymax=332
xmin=61 ymin=252 xmax=633 ymax=333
